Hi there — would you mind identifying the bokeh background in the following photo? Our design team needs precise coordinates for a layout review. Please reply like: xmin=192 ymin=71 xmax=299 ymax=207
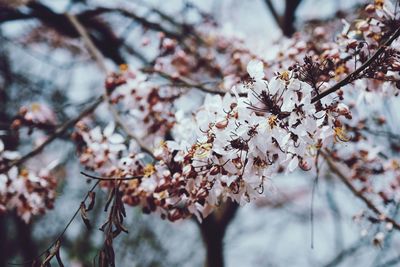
xmin=1 ymin=0 xmax=400 ymax=266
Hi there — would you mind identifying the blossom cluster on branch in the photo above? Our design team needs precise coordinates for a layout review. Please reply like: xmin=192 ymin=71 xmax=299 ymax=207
xmin=74 ymin=58 xmax=353 ymax=221
xmin=1 ymin=0 xmax=400 ymax=245
xmin=0 ymin=140 xmax=57 ymax=222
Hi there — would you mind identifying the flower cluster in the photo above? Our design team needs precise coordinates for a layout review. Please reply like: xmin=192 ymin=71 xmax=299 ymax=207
xmin=73 ymin=0 xmax=400 ymax=227
xmin=13 ymin=102 xmax=57 ymax=130
xmin=74 ymin=121 xmax=212 ymax=221
xmin=153 ymin=22 xmax=262 ymax=92
xmin=75 ymin=59 xmax=351 ymax=221
xmin=0 ymin=140 xmax=57 ymax=222
xmin=159 ymin=60 xmax=349 ymax=208
xmin=5 ymin=0 xmax=400 ymax=244
xmin=73 ymin=121 xmax=126 ymax=175
xmin=106 ymin=69 xmax=179 ymax=145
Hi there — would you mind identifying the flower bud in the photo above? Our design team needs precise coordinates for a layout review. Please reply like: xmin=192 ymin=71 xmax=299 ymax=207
xmin=215 ymin=119 xmax=229 ymax=129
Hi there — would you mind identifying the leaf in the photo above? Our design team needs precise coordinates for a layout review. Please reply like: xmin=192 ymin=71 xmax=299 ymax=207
xmin=112 ymin=228 xmax=122 ymax=238
xmin=99 ymin=250 xmax=108 ymax=267
xmin=80 ymin=202 xmax=91 ymax=229
xmin=40 ymin=250 xmax=53 ymax=267
xmin=99 ymin=219 xmax=109 ymax=232
xmin=104 ymin=189 xmax=115 ymax=212
xmin=54 ymin=241 xmax=64 ymax=267
xmin=86 ymin=191 xmax=96 ymax=212
xmin=119 ymin=198 xmax=126 ymax=218
xmin=113 ymin=213 xmax=128 ymax=235
xmin=105 ymin=238 xmax=115 ymax=267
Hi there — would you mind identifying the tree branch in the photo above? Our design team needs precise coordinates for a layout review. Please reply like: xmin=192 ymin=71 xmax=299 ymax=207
xmin=321 ymin=151 xmax=400 ymax=230
xmin=66 ymin=13 xmax=108 ymax=73
xmin=79 ymin=7 xmax=182 ymax=40
xmin=80 ymin=171 xmax=142 ymax=181
xmin=142 ymin=68 xmax=225 ymax=96
xmin=0 ymin=2 xmax=127 ymax=65
xmin=281 ymin=0 xmax=302 ymax=37
xmin=263 ymin=0 xmax=302 ymax=37
xmin=0 ymin=96 xmax=104 ymax=174
xmin=263 ymin=0 xmax=281 ymax=30
xmin=66 ymin=13 xmax=156 ymax=159
xmin=312 ymin=27 xmax=400 ymax=103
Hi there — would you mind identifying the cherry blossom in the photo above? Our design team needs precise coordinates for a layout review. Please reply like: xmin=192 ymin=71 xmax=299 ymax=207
xmin=0 ymin=140 xmax=57 ymax=222
xmin=2 ymin=1 xmax=400 ymax=260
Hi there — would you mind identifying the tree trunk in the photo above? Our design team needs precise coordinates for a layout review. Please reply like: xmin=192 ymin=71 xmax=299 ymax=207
xmin=15 ymin=216 xmax=38 ymax=262
xmin=0 ymin=215 xmax=7 ymax=266
xmin=200 ymin=218 xmax=225 ymax=267
xmin=281 ymin=0 xmax=302 ymax=37
xmin=198 ymin=201 xmax=238 ymax=267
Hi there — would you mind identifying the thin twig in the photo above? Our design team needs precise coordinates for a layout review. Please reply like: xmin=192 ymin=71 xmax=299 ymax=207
xmin=312 ymin=27 xmax=400 ymax=103
xmin=323 ymin=240 xmax=366 ymax=267
xmin=66 ymin=13 xmax=108 ymax=73
xmin=321 ymin=151 xmax=400 ymax=230
xmin=80 ymin=7 xmax=181 ymax=40
xmin=143 ymin=68 xmax=226 ymax=96
xmin=81 ymin=171 xmax=143 ymax=181
xmin=67 ymin=13 xmax=156 ymax=159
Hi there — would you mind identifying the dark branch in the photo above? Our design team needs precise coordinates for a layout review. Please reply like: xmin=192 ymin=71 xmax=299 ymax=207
xmin=281 ymin=0 xmax=302 ymax=37
xmin=263 ymin=0 xmax=302 ymax=37
xmin=263 ymin=0 xmax=281 ymax=30
xmin=0 ymin=2 xmax=126 ymax=65
xmin=312 ymin=27 xmax=400 ymax=103
xmin=80 ymin=171 xmax=143 ymax=181
xmin=197 ymin=201 xmax=238 ymax=267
